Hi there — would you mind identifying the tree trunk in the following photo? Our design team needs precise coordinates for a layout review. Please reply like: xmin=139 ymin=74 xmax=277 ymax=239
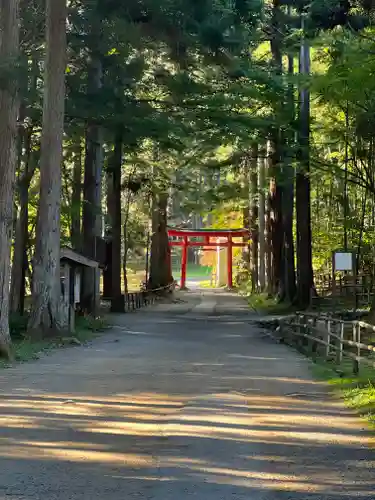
xmin=28 ymin=0 xmax=67 ymax=335
xmin=0 ymin=0 xmax=20 ymax=357
xmin=296 ymin=19 xmax=313 ymax=308
xmin=149 ymin=194 xmax=161 ymax=290
xmin=268 ymin=139 xmax=283 ymax=296
xmin=269 ymin=0 xmax=284 ymax=298
xmin=283 ymin=163 xmax=296 ymax=302
xmin=242 ymin=205 xmax=250 ymax=268
xmin=103 ymin=171 xmax=112 ymax=298
xmin=71 ymin=141 xmax=82 ymax=250
xmin=265 ymin=142 xmax=272 ymax=295
xmin=10 ymin=129 xmax=36 ymax=314
xmin=242 ymin=161 xmax=250 ymax=270
xmin=258 ymin=144 xmax=266 ymax=291
xmin=122 ymin=189 xmax=133 ymax=295
xmin=123 ymin=221 xmax=128 ymax=294
xmin=11 ymin=56 xmax=39 ymax=315
xmin=109 ymin=127 xmax=123 ymax=312
xmin=148 ymin=192 xmax=172 ymax=290
xmin=81 ymin=57 xmax=103 ymax=314
xmin=250 ymin=144 xmax=258 ymax=292
xmin=282 ymin=50 xmax=297 ymax=302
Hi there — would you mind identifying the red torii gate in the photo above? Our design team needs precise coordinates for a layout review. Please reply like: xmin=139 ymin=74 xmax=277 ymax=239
xmin=167 ymin=227 xmax=249 ymax=289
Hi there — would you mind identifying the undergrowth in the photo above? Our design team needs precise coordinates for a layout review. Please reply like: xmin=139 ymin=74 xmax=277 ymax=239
xmin=244 ymin=292 xmax=297 ymax=316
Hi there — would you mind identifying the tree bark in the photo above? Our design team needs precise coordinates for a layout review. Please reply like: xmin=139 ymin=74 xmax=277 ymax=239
xmin=148 ymin=192 xmax=172 ymax=290
xmin=242 ymin=205 xmax=250 ymax=267
xmin=282 ymin=50 xmax=297 ymax=302
xmin=122 ymin=189 xmax=133 ymax=295
xmin=242 ymin=161 xmax=250 ymax=270
xmin=296 ymin=18 xmax=313 ymax=308
xmin=103 ymin=170 xmax=112 ymax=298
xmin=11 ymin=53 xmax=38 ymax=315
xmin=269 ymin=0 xmax=284 ymax=297
xmin=265 ymin=145 xmax=273 ymax=295
xmin=81 ymin=57 xmax=103 ymax=314
xmin=71 ymin=141 xmax=82 ymax=250
xmin=0 ymin=0 xmax=20 ymax=357
xmin=268 ymin=138 xmax=283 ymax=296
xmin=258 ymin=144 xmax=266 ymax=291
xmin=10 ymin=129 xmax=36 ymax=314
xmin=109 ymin=127 xmax=123 ymax=312
xmin=28 ymin=0 xmax=67 ymax=335
xmin=148 ymin=193 xmax=160 ymax=289
xmin=250 ymin=144 xmax=258 ymax=292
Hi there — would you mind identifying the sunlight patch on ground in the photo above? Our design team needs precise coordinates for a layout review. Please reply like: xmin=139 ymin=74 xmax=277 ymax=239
xmin=0 ymin=389 xmax=373 ymax=496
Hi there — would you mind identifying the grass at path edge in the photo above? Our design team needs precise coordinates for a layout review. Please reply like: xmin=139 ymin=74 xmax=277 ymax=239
xmin=247 ymin=293 xmax=375 ymax=429
xmin=311 ymin=360 xmax=375 ymax=428
xmin=0 ymin=315 xmax=110 ymax=368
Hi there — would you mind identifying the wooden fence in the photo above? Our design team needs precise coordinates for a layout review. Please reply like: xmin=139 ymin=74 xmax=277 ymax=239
xmin=277 ymin=312 xmax=375 ymax=375
xmin=102 ymin=282 xmax=175 ymax=312
xmin=313 ymin=273 xmax=375 ymax=310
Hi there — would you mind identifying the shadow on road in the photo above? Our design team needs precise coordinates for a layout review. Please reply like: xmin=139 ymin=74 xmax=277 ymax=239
xmin=0 ymin=290 xmax=373 ymax=499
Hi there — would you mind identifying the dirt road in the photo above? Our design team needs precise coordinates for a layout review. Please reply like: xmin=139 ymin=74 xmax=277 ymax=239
xmin=0 ymin=290 xmax=373 ymax=499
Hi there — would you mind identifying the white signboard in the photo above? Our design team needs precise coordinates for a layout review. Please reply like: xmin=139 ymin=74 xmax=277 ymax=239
xmin=334 ymin=252 xmax=353 ymax=271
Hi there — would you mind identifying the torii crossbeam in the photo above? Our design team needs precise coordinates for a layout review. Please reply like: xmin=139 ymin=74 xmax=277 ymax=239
xmin=167 ymin=227 xmax=249 ymax=289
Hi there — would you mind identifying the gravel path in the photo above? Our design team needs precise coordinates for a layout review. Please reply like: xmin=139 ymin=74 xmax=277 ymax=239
xmin=0 ymin=290 xmax=373 ymax=499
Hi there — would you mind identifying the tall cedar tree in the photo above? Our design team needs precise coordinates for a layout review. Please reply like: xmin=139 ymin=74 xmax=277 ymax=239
xmin=0 ymin=0 xmax=19 ymax=357
xmin=28 ymin=0 xmax=67 ymax=334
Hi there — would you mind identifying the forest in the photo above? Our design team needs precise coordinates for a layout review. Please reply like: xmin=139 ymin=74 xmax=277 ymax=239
xmin=0 ymin=0 xmax=375 ymax=358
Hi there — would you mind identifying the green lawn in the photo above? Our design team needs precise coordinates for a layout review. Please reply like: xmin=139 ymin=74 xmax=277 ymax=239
xmin=173 ymin=264 xmax=212 ymax=279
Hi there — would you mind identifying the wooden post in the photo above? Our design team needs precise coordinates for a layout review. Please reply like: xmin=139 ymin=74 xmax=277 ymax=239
xmin=357 ymin=324 xmax=361 ymax=373
xmin=297 ymin=315 xmax=303 ymax=351
xmin=325 ymin=320 xmax=331 ymax=360
xmin=227 ymin=234 xmax=233 ymax=288
xmin=311 ymin=317 xmax=318 ymax=360
xmin=353 ymin=322 xmax=359 ymax=375
xmin=307 ymin=319 xmax=313 ymax=357
xmin=336 ymin=321 xmax=344 ymax=365
xmin=181 ymin=235 xmax=188 ymax=289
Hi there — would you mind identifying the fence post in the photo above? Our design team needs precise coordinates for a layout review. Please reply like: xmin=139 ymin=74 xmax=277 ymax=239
xmin=296 ymin=315 xmax=302 ymax=351
xmin=352 ymin=323 xmax=359 ymax=375
xmin=311 ymin=317 xmax=318 ymax=360
xmin=336 ymin=321 xmax=344 ymax=365
xmin=357 ymin=324 xmax=361 ymax=374
xmin=325 ymin=320 xmax=331 ymax=360
xmin=306 ymin=319 xmax=313 ymax=358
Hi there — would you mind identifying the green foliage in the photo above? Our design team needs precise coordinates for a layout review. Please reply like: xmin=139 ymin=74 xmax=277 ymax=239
xmin=13 ymin=0 xmax=375 ymax=312
xmin=243 ymin=292 xmax=297 ymax=315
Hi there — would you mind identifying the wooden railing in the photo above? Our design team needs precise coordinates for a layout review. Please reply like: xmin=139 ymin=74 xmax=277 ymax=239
xmin=102 ymin=282 xmax=176 ymax=312
xmin=277 ymin=312 xmax=375 ymax=375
